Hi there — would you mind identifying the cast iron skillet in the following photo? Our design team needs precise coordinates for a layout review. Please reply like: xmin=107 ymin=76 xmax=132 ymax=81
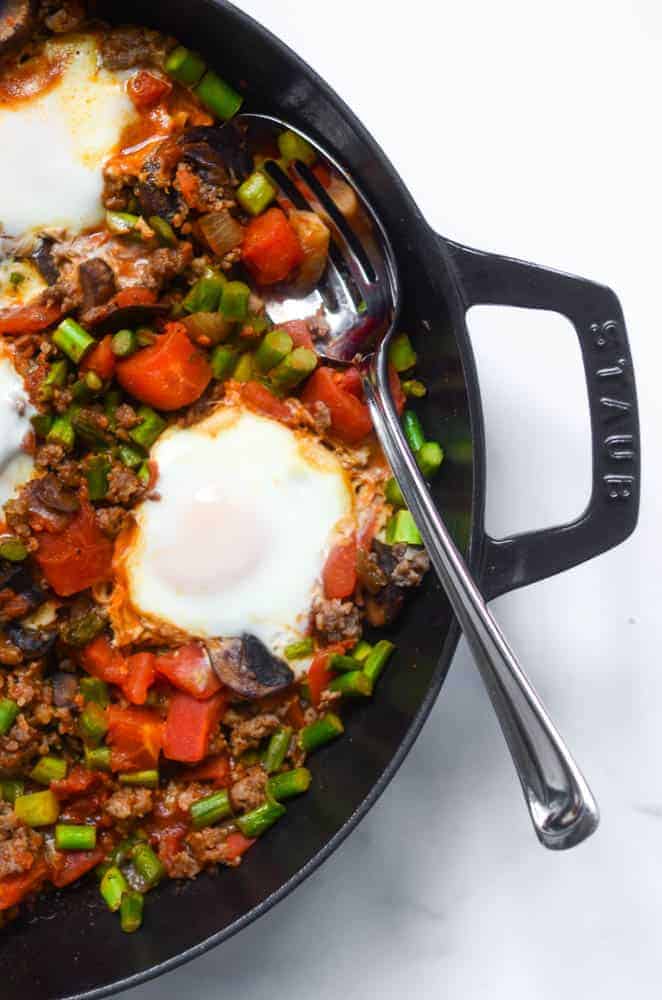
xmin=2 ymin=2 xmax=640 ymax=996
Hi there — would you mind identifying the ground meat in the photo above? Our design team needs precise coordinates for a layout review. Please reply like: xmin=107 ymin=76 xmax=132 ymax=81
xmin=312 ymin=595 xmax=362 ymax=643
xmin=104 ymin=787 xmax=154 ymax=821
xmin=390 ymin=544 xmax=430 ymax=588
xmin=114 ymin=403 xmax=141 ymax=430
xmin=105 ymin=464 xmax=144 ymax=505
xmin=143 ymin=245 xmax=193 ymax=289
xmin=78 ymin=258 xmax=116 ymax=312
xmin=102 ymin=174 xmax=131 ymax=211
xmin=186 ymin=826 xmax=243 ymax=868
xmin=100 ymin=26 xmax=172 ymax=71
xmin=40 ymin=0 xmax=85 ymax=33
xmin=0 ymin=635 xmax=22 ymax=666
xmin=4 ymin=661 xmax=52 ymax=711
xmin=0 ymin=803 xmax=44 ymax=879
xmin=229 ymin=713 xmax=280 ymax=757
xmin=163 ymin=846 xmax=201 ymax=879
xmin=34 ymin=442 xmax=66 ymax=471
xmin=229 ymin=766 xmax=267 ymax=813
xmin=96 ymin=506 xmax=130 ymax=539
xmin=0 ymin=714 xmax=45 ymax=774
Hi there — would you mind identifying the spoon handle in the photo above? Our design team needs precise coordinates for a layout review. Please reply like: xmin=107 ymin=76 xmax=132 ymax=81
xmin=362 ymin=361 xmax=599 ymax=850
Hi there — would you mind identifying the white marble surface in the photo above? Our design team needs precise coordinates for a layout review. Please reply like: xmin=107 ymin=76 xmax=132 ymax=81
xmin=125 ymin=1 xmax=661 ymax=997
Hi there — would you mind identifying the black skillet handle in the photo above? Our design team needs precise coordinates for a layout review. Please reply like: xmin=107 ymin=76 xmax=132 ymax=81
xmin=446 ymin=239 xmax=640 ymax=601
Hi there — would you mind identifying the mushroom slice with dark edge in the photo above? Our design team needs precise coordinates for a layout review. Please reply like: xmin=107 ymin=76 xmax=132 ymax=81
xmin=205 ymin=634 xmax=294 ymax=699
xmin=78 ymin=258 xmax=117 ymax=312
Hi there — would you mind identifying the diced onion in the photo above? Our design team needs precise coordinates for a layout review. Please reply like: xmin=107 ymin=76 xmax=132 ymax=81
xmin=199 ymin=210 xmax=245 ymax=256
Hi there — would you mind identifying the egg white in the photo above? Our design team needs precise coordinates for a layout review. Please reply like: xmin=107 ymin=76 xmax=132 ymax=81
xmin=0 ymin=34 xmax=138 ymax=240
xmin=0 ymin=348 xmax=35 ymax=508
xmin=0 ymin=259 xmax=47 ymax=311
xmin=118 ymin=406 xmax=354 ymax=665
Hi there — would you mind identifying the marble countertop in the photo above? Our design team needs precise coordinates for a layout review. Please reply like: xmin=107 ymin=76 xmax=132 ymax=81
xmin=125 ymin=1 xmax=660 ymax=997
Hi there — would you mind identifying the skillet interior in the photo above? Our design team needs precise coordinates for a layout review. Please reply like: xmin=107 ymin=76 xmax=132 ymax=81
xmin=2 ymin=2 xmax=482 ymax=996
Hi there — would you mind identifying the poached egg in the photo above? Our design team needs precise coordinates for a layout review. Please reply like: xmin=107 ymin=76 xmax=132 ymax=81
xmin=0 ymin=347 xmax=34 ymax=508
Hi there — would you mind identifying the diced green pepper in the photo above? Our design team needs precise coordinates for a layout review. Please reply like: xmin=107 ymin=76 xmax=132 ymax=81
xmin=30 ymin=755 xmax=67 ymax=785
xmin=237 ymin=171 xmax=276 ymax=216
xmin=165 ymin=46 xmax=206 ymax=87
xmin=277 ymin=130 xmax=317 ymax=166
xmin=388 ymin=333 xmax=417 ymax=372
xmin=385 ymin=509 xmax=422 ymax=546
xmin=195 ymin=69 xmax=243 ymax=121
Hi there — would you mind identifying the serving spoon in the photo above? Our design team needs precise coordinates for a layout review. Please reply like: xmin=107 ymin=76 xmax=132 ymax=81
xmin=239 ymin=112 xmax=599 ymax=850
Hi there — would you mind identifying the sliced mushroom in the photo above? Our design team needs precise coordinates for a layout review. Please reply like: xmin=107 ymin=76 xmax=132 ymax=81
xmin=31 ymin=238 xmax=59 ymax=285
xmin=205 ymin=634 xmax=294 ymax=699
xmin=135 ymin=180 xmax=182 ymax=222
xmin=78 ymin=258 xmax=116 ymax=312
xmin=6 ymin=622 xmax=57 ymax=658
xmin=179 ymin=124 xmax=252 ymax=184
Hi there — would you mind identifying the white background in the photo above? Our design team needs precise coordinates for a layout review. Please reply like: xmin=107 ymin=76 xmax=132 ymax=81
xmin=126 ymin=2 xmax=661 ymax=997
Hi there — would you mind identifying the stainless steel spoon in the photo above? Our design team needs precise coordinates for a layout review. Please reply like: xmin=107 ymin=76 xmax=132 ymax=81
xmin=239 ymin=112 xmax=599 ymax=850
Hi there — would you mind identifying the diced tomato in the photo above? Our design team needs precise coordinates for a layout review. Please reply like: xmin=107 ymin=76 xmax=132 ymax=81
xmin=163 ymin=690 xmax=227 ymax=764
xmin=80 ymin=334 xmax=115 ymax=380
xmin=49 ymin=848 xmax=105 ymax=889
xmin=301 ymin=366 xmax=373 ymax=443
xmin=81 ymin=635 xmax=128 ymax=686
xmin=280 ymin=319 xmax=314 ymax=350
xmin=123 ymin=652 xmax=157 ymax=706
xmin=116 ymin=321 xmax=212 ymax=411
xmin=127 ymin=70 xmax=172 ymax=110
xmin=176 ymin=163 xmax=201 ymax=208
xmin=307 ymin=642 xmax=353 ymax=707
xmin=242 ymin=207 xmax=304 ymax=285
xmin=240 ymin=381 xmax=293 ymax=423
xmin=35 ymin=503 xmax=114 ymax=597
xmin=0 ymin=858 xmax=49 ymax=910
xmin=113 ymin=287 xmax=157 ymax=309
xmin=154 ymin=642 xmax=221 ymax=700
xmin=0 ymin=299 xmax=63 ymax=336
xmin=224 ymin=831 xmax=255 ymax=861
xmin=388 ymin=362 xmax=406 ymax=414
xmin=107 ymin=705 xmax=164 ymax=772
xmin=322 ymin=536 xmax=357 ymax=599
xmin=185 ymin=753 xmax=231 ymax=787
xmin=51 ymin=766 xmax=106 ymax=801
xmin=338 ymin=366 xmax=363 ymax=399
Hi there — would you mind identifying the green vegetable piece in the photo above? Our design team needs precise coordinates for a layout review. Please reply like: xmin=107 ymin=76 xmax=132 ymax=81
xmin=117 ymin=443 xmax=144 ymax=469
xmin=120 ymin=890 xmax=144 ymax=933
xmin=40 ymin=358 xmax=68 ymax=400
xmin=46 ymin=411 xmax=75 ymax=450
xmin=245 ymin=312 xmax=270 ymax=336
xmin=71 ymin=408 xmax=111 ymax=448
xmin=351 ymin=640 xmax=373 ymax=663
xmin=100 ymin=865 xmax=129 ymax=912
xmin=84 ymin=370 xmax=103 ymax=393
xmin=183 ymin=275 xmax=225 ymax=314
xmin=237 ymin=171 xmax=276 ymax=216
xmin=119 ymin=770 xmax=159 ymax=789
xmin=55 ymin=823 xmax=97 ymax=851
xmin=385 ymin=477 xmax=405 ymax=508
xmin=267 ymin=767 xmax=311 ymax=801
xmin=210 ymin=344 xmax=237 ymax=381
xmin=137 ymin=461 xmax=151 ymax=486
xmin=284 ymin=637 xmax=314 ymax=660
xmin=84 ymin=746 xmax=111 ymax=772
xmin=104 ymin=389 xmax=122 ymax=428
xmin=385 ymin=509 xmax=423 ymax=546
xmin=30 ymin=755 xmax=67 ymax=785
xmin=236 ymin=799 xmax=286 ymax=838
xmin=190 ymin=790 xmax=233 ymax=830
xmin=263 ymin=726 xmax=293 ymax=775
xmin=388 ymin=333 xmax=417 ymax=372
xmin=269 ymin=347 xmax=317 ymax=393
xmin=220 ymin=280 xmax=250 ymax=322
xmin=61 ymin=607 xmax=106 ymax=647
xmin=148 ymin=215 xmax=177 ymax=246
xmin=86 ymin=455 xmax=111 ymax=502
xmin=15 ymin=789 xmax=60 ymax=827
xmin=79 ymin=702 xmax=108 ymax=746
xmin=402 ymin=378 xmax=426 ymax=398
xmin=277 ymin=130 xmax=317 ymax=166
xmin=254 ymin=329 xmax=293 ymax=372
xmin=233 ymin=352 xmax=254 ymax=383
xmin=165 ymin=45 xmax=206 ymax=86
xmin=31 ymin=413 xmax=54 ymax=438
xmin=195 ymin=69 xmax=243 ymax=121
xmin=328 ymin=653 xmax=360 ymax=673
xmin=111 ymin=328 xmax=138 ymax=358
xmin=0 ymin=538 xmax=27 ymax=562
xmin=416 ymin=441 xmax=444 ymax=479
xmin=9 ymin=270 xmax=24 ymax=287
xmin=80 ymin=677 xmax=109 ymax=706
xmin=363 ymin=639 xmax=395 ymax=688
xmin=108 ymin=834 xmax=141 ymax=869
xmin=298 ymin=712 xmax=344 ymax=753
xmin=129 ymin=406 xmax=166 ymax=450
xmin=402 ymin=409 xmax=425 ymax=452
xmin=53 ymin=318 xmax=95 ymax=363
xmin=329 ymin=669 xmax=372 ymax=698
xmin=136 ymin=327 xmax=157 ymax=347
xmin=105 ymin=210 xmax=139 ymax=236
xmin=0 ymin=779 xmax=24 ymax=804
xmin=0 ymin=698 xmax=19 ymax=735
xmin=131 ymin=842 xmax=165 ymax=887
